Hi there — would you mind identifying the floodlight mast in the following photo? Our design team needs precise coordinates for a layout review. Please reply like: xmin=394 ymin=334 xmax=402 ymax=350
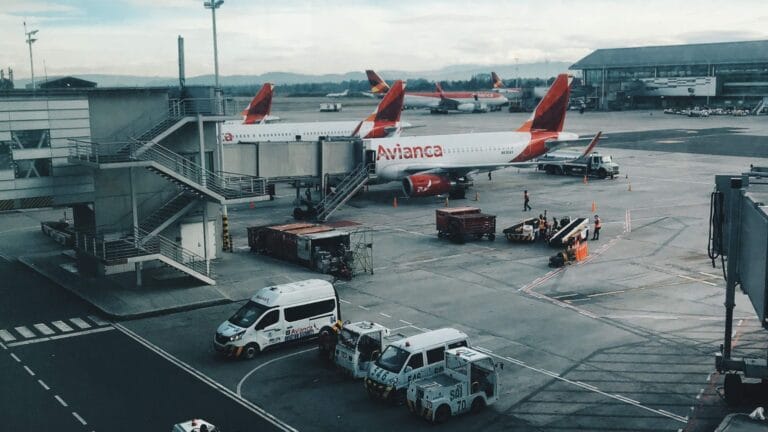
xmin=24 ymin=22 xmax=39 ymax=90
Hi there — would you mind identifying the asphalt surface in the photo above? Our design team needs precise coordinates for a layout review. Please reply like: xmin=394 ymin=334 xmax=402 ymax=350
xmin=0 ymin=258 xmax=286 ymax=432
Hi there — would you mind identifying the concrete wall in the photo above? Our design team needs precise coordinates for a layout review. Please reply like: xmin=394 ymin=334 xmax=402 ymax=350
xmin=92 ymin=167 xmax=174 ymax=232
xmin=88 ymin=90 xmax=168 ymax=141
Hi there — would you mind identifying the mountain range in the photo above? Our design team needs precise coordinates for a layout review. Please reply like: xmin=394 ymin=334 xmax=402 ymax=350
xmin=13 ymin=62 xmax=573 ymax=88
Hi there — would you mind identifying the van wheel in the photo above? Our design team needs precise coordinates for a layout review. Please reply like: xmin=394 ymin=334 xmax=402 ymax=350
xmin=471 ymin=397 xmax=486 ymax=414
xmin=598 ymin=168 xmax=607 ymax=179
xmin=243 ymin=343 xmax=260 ymax=360
xmin=434 ymin=404 xmax=451 ymax=423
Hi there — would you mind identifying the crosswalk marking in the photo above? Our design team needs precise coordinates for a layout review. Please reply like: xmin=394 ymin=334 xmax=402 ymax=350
xmin=14 ymin=326 xmax=35 ymax=339
xmin=0 ymin=330 xmax=16 ymax=343
xmin=51 ymin=321 xmax=73 ymax=332
xmin=69 ymin=318 xmax=91 ymax=329
xmin=34 ymin=323 xmax=55 ymax=336
xmin=87 ymin=315 xmax=109 ymax=326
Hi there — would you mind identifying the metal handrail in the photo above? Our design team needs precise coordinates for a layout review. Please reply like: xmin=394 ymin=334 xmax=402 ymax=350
xmin=68 ymin=139 xmax=267 ymax=200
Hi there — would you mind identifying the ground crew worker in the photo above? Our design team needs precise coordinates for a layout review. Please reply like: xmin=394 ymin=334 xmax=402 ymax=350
xmin=592 ymin=215 xmax=602 ymax=240
xmin=538 ymin=214 xmax=547 ymax=240
xmin=551 ymin=216 xmax=559 ymax=232
xmin=523 ymin=190 xmax=532 ymax=211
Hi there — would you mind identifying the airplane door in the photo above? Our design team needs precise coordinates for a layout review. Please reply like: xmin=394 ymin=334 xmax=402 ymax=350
xmin=365 ymin=150 xmax=376 ymax=173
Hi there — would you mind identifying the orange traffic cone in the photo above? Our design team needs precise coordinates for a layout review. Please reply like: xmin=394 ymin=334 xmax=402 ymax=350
xmin=393 ymin=196 xmax=398 ymax=208
xmin=249 ymin=201 xmax=255 ymax=208
xmin=583 ymin=175 xmax=588 ymax=184
xmin=591 ymin=201 xmax=597 ymax=212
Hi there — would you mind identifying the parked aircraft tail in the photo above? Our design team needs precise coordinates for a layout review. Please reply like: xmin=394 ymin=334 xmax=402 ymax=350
xmin=242 ymin=83 xmax=274 ymax=124
xmin=352 ymin=80 xmax=405 ymax=138
xmin=516 ymin=74 xmax=572 ymax=133
xmin=366 ymin=70 xmax=391 ymax=95
xmin=491 ymin=72 xmax=505 ymax=89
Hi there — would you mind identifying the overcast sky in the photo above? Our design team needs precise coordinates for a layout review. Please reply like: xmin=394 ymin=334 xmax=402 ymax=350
xmin=2 ymin=0 xmax=767 ymax=79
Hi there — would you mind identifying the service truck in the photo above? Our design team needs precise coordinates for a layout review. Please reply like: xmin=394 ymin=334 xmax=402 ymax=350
xmin=407 ymin=347 xmax=501 ymax=423
xmin=172 ymin=419 xmax=217 ymax=432
xmin=332 ymin=321 xmax=407 ymax=378
xmin=537 ymin=151 xmax=619 ymax=179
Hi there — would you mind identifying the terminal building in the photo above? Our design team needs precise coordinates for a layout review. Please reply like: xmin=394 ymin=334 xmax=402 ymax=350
xmin=570 ymin=40 xmax=768 ymax=110
xmin=0 ymin=85 xmax=270 ymax=285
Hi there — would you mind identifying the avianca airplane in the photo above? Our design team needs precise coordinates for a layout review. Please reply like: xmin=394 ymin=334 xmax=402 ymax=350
xmin=490 ymin=72 xmax=522 ymax=97
xmin=227 ymin=83 xmax=280 ymax=125
xmin=365 ymin=69 xmax=508 ymax=113
xmin=364 ymin=74 xmax=585 ymax=198
xmin=326 ymin=89 xmax=349 ymax=98
xmin=221 ymin=80 xmax=407 ymax=144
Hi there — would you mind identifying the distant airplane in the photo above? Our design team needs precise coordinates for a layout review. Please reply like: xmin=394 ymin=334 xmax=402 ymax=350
xmin=365 ymin=69 xmax=508 ymax=113
xmin=221 ymin=80 xmax=409 ymax=144
xmin=326 ymin=89 xmax=349 ymax=98
xmin=365 ymin=74 xmax=588 ymax=198
xmin=231 ymin=83 xmax=280 ymax=124
xmin=490 ymin=72 xmax=522 ymax=97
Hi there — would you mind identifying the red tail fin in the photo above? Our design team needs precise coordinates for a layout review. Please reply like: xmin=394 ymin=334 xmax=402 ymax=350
xmin=366 ymin=70 xmax=391 ymax=95
xmin=491 ymin=72 xmax=505 ymax=89
xmin=435 ymin=82 xmax=445 ymax=97
xmin=516 ymin=74 xmax=572 ymax=133
xmin=581 ymin=131 xmax=602 ymax=157
xmin=243 ymin=83 xmax=274 ymax=124
xmin=352 ymin=80 xmax=405 ymax=138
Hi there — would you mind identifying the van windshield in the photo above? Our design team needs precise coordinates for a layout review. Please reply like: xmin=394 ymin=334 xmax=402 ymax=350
xmin=229 ymin=301 xmax=269 ymax=328
xmin=375 ymin=346 xmax=409 ymax=373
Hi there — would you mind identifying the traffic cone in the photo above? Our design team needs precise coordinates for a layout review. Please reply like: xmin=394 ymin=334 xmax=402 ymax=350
xmin=591 ymin=201 xmax=597 ymax=212
xmin=393 ymin=196 xmax=398 ymax=208
xmin=628 ymin=183 xmax=632 ymax=191
xmin=583 ymin=175 xmax=588 ymax=184
xmin=474 ymin=191 xmax=479 ymax=201
xmin=249 ymin=201 xmax=255 ymax=208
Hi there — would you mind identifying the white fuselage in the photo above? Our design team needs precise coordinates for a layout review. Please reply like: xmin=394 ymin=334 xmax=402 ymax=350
xmin=366 ymin=131 xmax=579 ymax=181
xmin=222 ymin=120 xmax=362 ymax=144
xmin=404 ymin=92 xmax=508 ymax=110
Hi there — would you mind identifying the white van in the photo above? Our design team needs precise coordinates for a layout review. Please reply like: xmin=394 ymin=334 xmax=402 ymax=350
xmin=214 ymin=279 xmax=340 ymax=359
xmin=364 ymin=328 xmax=470 ymax=404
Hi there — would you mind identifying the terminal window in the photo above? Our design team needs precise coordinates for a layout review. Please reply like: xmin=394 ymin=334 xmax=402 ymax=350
xmin=8 ymin=129 xmax=50 ymax=149
xmin=14 ymin=158 xmax=52 ymax=178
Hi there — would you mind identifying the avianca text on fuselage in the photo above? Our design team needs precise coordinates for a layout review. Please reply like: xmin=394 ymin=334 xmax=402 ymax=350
xmin=376 ymin=143 xmax=444 ymax=160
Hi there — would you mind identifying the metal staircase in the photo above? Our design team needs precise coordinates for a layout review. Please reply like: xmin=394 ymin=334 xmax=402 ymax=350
xmin=132 ymin=114 xmax=194 ymax=157
xmin=69 ymin=140 xmax=270 ymax=205
xmin=315 ymin=163 xmax=371 ymax=222
xmin=74 ymin=228 xmax=215 ymax=285
xmin=137 ymin=192 xmax=198 ymax=243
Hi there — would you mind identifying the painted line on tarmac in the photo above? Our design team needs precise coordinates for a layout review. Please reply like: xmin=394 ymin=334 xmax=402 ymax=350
xmin=339 ymin=299 xmax=351 ymax=304
xmin=10 ymin=353 xmax=20 ymax=362
xmin=7 ymin=326 xmax=114 ymax=347
xmin=0 ymin=341 xmax=7 ymax=350
xmin=23 ymin=365 xmax=35 ymax=376
xmin=38 ymin=379 xmax=50 ymax=390
xmin=399 ymin=319 xmax=413 ymax=325
xmin=357 ymin=305 xmax=370 ymax=311
xmin=473 ymin=346 xmax=688 ymax=424
xmin=379 ymin=312 xmax=392 ymax=318
xmin=55 ymin=395 xmax=68 ymax=407
xmin=114 ymin=323 xmax=298 ymax=432
xmin=677 ymin=274 xmax=717 ymax=286
xmin=72 ymin=412 xmax=87 ymax=426
xmin=237 ymin=347 xmax=317 ymax=396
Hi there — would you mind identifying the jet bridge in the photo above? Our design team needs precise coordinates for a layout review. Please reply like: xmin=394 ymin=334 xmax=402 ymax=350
xmin=711 ymin=169 xmax=768 ymax=405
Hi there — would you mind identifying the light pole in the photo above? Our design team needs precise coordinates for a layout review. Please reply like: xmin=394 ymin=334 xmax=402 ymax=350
xmin=204 ymin=0 xmax=223 ymax=91
xmin=24 ymin=22 xmax=38 ymax=90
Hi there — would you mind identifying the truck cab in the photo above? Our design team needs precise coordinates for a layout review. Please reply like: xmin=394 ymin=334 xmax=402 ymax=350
xmin=407 ymin=348 xmax=501 ymax=423
xmin=172 ymin=419 xmax=218 ymax=432
xmin=586 ymin=153 xmax=619 ymax=178
xmin=334 ymin=321 xmax=404 ymax=378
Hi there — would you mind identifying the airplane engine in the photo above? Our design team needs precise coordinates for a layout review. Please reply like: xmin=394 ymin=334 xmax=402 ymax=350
xmin=457 ymin=103 xmax=477 ymax=113
xmin=402 ymin=174 xmax=453 ymax=197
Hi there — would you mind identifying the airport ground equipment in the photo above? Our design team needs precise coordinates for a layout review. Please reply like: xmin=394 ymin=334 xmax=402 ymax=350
xmin=710 ymin=169 xmax=768 ymax=405
xmin=41 ymin=220 xmax=74 ymax=246
xmin=435 ymin=207 xmax=496 ymax=243
xmin=548 ymin=217 xmax=589 ymax=247
xmin=329 ymin=321 xmax=407 ymax=378
xmin=319 ymin=102 xmax=343 ymax=112
xmin=537 ymin=152 xmax=619 ymax=179
xmin=503 ymin=217 xmax=540 ymax=242
xmin=406 ymin=347 xmax=501 ymax=423
xmin=248 ymin=223 xmax=352 ymax=277
xmin=172 ymin=419 xmax=218 ymax=432
xmin=312 ymin=163 xmax=372 ymax=222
